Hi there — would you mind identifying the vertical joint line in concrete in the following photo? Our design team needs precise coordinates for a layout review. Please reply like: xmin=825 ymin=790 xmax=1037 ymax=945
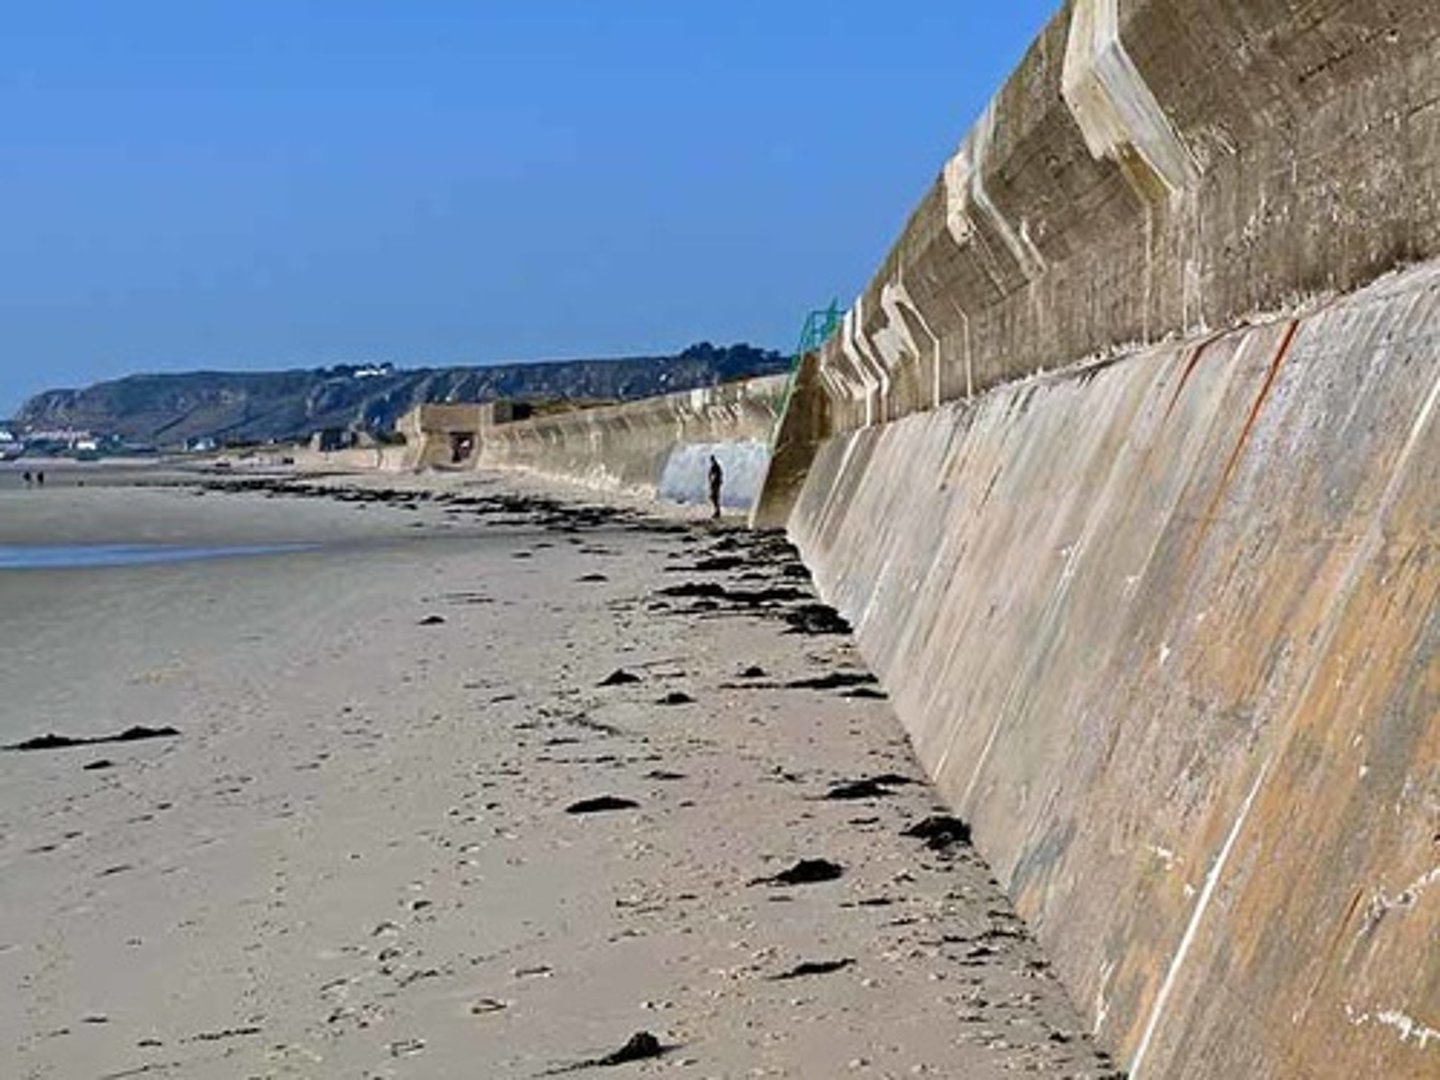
xmin=1129 ymin=759 xmax=1272 ymax=1078
xmin=962 ymin=308 xmax=974 ymax=400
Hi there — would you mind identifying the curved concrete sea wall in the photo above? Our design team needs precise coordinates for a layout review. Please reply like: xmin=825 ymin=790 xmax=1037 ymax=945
xmin=758 ymin=0 xmax=1439 ymax=524
xmin=477 ymin=375 xmax=787 ymax=508
xmin=763 ymin=1 xmax=1440 ymax=1077
xmin=790 ymin=264 xmax=1440 ymax=1078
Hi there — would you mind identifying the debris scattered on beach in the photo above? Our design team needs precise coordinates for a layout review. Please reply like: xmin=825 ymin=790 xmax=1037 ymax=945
xmin=4 ymin=726 xmax=180 ymax=753
xmin=689 ymin=555 xmax=744 ymax=572
xmin=751 ymin=857 xmax=845 ymax=886
xmin=593 ymin=1031 xmax=665 ymax=1066
xmin=387 ymin=1037 xmax=426 ymax=1057
xmin=823 ymin=774 xmax=918 ymax=801
xmin=544 ymin=1030 xmax=669 ymax=1074
xmin=770 ymin=958 xmax=856 ymax=980
xmin=656 ymin=581 xmax=727 ymax=599
xmin=782 ymin=603 xmax=851 ymax=636
xmin=902 ymin=814 xmax=972 ymax=851
xmin=4 ymin=478 xmax=1114 ymax=1079
xmin=185 ymin=1025 xmax=262 ymax=1043
xmin=784 ymin=671 xmax=877 ymax=691
xmin=565 ymin=796 xmax=640 ymax=815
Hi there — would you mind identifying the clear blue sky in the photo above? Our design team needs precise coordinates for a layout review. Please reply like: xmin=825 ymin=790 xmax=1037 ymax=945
xmin=0 ymin=1 xmax=1060 ymax=416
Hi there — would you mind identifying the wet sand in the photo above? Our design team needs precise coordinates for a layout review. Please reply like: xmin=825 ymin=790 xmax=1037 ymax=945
xmin=0 ymin=473 xmax=1119 ymax=1078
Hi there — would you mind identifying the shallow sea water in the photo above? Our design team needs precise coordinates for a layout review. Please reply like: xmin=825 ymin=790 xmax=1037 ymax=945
xmin=0 ymin=543 xmax=316 ymax=570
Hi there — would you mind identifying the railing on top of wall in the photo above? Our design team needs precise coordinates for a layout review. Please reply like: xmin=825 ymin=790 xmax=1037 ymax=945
xmin=771 ymin=300 xmax=843 ymax=447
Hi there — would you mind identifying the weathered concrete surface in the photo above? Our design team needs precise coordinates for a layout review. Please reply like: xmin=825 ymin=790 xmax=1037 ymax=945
xmin=657 ymin=439 xmax=771 ymax=509
xmin=751 ymin=353 xmax=832 ymax=529
xmin=396 ymin=403 xmax=490 ymax=470
xmin=478 ymin=375 xmax=787 ymax=508
xmin=289 ymin=444 xmax=408 ymax=472
xmin=786 ymin=261 xmax=1440 ymax=1078
xmin=794 ymin=0 xmax=1439 ymax=451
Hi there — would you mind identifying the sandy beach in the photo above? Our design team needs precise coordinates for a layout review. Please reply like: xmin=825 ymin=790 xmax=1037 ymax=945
xmin=0 ymin=471 xmax=1117 ymax=1079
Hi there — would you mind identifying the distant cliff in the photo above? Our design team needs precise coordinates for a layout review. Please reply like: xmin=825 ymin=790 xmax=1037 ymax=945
xmin=15 ymin=343 xmax=788 ymax=446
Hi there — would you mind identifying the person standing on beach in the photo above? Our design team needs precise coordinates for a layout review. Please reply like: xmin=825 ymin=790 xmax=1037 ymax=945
xmin=707 ymin=455 xmax=723 ymax=519
xmin=21 ymin=470 xmax=31 ymax=488
xmin=36 ymin=471 xmax=44 ymax=487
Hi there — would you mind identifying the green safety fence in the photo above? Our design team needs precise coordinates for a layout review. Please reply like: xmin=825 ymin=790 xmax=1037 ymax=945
xmin=771 ymin=299 xmax=843 ymax=445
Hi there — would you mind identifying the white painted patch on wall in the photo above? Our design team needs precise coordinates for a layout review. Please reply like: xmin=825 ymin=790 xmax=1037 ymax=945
xmin=1346 ymin=1004 xmax=1440 ymax=1052
xmin=658 ymin=441 xmax=771 ymax=509
xmin=1377 ymin=1011 xmax=1440 ymax=1051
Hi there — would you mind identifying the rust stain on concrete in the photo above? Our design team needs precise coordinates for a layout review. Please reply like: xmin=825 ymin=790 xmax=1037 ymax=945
xmin=1162 ymin=331 xmax=1225 ymax=422
xmin=1211 ymin=320 xmax=1301 ymax=508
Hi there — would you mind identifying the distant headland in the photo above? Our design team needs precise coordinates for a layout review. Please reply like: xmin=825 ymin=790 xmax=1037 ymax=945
xmin=8 ymin=342 xmax=785 ymax=452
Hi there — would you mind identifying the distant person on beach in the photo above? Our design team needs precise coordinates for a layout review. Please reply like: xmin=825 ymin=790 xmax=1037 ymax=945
xmin=36 ymin=471 xmax=45 ymax=487
xmin=708 ymin=455 xmax=723 ymax=519
xmin=21 ymin=470 xmax=31 ymax=488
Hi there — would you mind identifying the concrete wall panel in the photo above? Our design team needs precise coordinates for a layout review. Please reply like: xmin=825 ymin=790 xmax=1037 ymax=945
xmin=478 ymin=376 xmax=787 ymax=508
xmin=786 ymin=263 xmax=1440 ymax=1078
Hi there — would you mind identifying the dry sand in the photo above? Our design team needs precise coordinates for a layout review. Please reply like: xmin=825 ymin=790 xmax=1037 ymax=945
xmin=0 ymin=472 xmax=1119 ymax=1079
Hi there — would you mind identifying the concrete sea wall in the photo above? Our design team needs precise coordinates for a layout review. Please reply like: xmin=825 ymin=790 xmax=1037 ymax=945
xmin=758 ymin=0 xmax=1439 ymax=524
xmin=790 ymin=263 xmax=1440 ymax=1078
xmin=762 ymin=1 xmax=1440 ymax=1076
xmin=477 ymin=375 xmax=787 ymax=509
xmin=289 ymin=445 xmax=408 ymax=473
